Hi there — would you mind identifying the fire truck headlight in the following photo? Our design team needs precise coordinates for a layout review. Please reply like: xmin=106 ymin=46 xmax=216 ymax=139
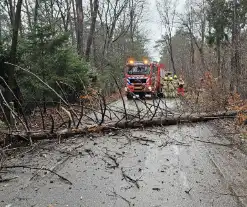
xmin=148 ymin=86 xmax=152 ymax=91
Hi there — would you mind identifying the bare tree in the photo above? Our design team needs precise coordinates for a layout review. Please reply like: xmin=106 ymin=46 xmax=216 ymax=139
xmin=157 ymin=0 xmax=177 ymax=74
xmin=98 ymin=0 xmax=129 ymax=57
xmin=85 ymin=0 xmax=99 ymax=62
xmin=180 ymin=0 xmax=207 ymax=72
xmin=55 ymin=0 xmax=71 ymax=32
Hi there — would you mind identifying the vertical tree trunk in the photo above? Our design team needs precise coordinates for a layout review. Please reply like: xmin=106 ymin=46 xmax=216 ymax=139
xmin=216 ymin=37 xmax=221 ymax=77
xmin=24 ymin=0 xmax=32 ymax=29
xmin=85 ymin=0 xmax=99 ymax=62
xmin=75 ymin=0 xmax=84 ymax=56
xmin=200 ymin=0 xmax=206 ymax=71
xmin=5 ymin=0 xmax=23 ymax=122
xmin=189 ymin=6 xmax=195 ymax=72
xmin=230 ymin=0 xmax=241 ymax=92
xmin=71 ymin=0 xmax=77 ymax=46
xmin=168 ymin=38 xmax=176 ymax=74
xmin=92 ymin=35 xmax=97 ymax=64
xmin=7 ymin=0 xmax=15 ymax=26
xmin=129 ymin=0 xmax=134 ymax=51
xmin=33 ymin=0 xmax=39 ymax=27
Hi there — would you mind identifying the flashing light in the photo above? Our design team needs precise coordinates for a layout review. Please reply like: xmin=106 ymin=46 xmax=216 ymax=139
xmin=127 ymin=57 xmax=135 ymax=65
xmin=143 ymin=57 xmax=149 ymax=64
xmin=143 ymin=60 xmax=149 ymax=64
xmin=148 ymin=86 xmax=152 ymax=91
xmin=129 ymin=60 xmax=134 ymax=64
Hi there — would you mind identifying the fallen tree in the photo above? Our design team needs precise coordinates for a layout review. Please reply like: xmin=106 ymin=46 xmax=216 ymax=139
xmin=0 ymin=110 xmax=239 ymax=143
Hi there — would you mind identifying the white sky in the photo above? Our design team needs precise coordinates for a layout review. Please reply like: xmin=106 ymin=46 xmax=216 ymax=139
xmin=144 ymin=0 xmax=186 ymax=61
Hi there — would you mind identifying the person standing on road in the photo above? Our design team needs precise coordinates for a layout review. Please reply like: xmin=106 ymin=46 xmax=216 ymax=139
xmin=163 ymin=76 xmax=169 ymax=98
xmin=173 ymin=75 xmax=178 ymax=97
xmin=177 ymin=77 xmax=185 ymax=96
xmin=168 ymin=76 xmax=175 ymax=98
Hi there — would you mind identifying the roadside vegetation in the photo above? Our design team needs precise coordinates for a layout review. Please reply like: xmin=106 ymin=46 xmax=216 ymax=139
xmin=0 ymin=0 xmax=246 ymax=150
xmin=156 ymin=0 xmax=247 ymax=140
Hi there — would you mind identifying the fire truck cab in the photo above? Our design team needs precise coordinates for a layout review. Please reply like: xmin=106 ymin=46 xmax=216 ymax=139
xmin=124 ymin=58 xmax=165 ymax=99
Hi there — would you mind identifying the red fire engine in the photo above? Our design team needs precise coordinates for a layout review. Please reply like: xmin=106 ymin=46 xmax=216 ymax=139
xmin=124 ymin=58 xmax=165 ymax=99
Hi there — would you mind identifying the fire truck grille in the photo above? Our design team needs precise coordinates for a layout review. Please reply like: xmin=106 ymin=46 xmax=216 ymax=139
xmin=129 ymin=79 xmax=147 ymax=84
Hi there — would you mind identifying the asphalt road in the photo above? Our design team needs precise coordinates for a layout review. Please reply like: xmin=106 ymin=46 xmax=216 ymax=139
xmin=1 ymin=98 xmax=247 ymax=207
xmin=83 ymin=97 xmax=184 ymax=125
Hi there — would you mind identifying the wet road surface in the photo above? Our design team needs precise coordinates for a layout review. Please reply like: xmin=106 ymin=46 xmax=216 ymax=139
xmin=83 ymin=98 xmax=184 ymax=125
xmin=1 ymin=99 xmax=247 ymax=207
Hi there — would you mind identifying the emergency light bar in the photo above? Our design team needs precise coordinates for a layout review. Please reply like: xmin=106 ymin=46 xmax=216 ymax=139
xmin=129 ymin=59 xmax=134 ymax=64
xmin=127 ymin=57 xmax=135 ymax=65
xmin=142 ymin=57 xmax=149 ymax=65
xmin=126 ymin=57 xmax=150 ymax=65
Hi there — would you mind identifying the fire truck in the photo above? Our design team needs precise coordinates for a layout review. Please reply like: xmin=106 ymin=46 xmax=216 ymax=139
xmin=124 ymin=58 xmax=166 ymax=99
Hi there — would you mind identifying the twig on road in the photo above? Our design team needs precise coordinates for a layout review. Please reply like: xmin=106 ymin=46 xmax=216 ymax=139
xmin=191 ymin=137 xmax=233 ymax=147
xmin=104 ymin=153 xmax=119 ymax=169
xmin=158 ymin=141 xmax=168 ymax=148
xmin=0 ymin=176 xmax=19 ymax=183
xmin=185 ymin=188 xmax=192 ymax=194
xmin=2 ymin=165 xmax=72 ymax=185
xmin=131 ymin=135 xmax=155 ymax=143
xmin=210 ymin=190 xmax=247 ymax=198
xmin=108 ymin=189 xmax=131 ymax=207
xmin=121 ymin=167 xmax=140 ymax=189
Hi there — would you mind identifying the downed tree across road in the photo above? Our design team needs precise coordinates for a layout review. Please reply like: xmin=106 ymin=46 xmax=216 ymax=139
xmin=1 ymin=110 xmax=240 ymax=142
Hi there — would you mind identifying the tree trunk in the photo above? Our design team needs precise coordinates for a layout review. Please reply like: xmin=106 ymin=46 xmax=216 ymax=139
xmin=71 ymin=0 xmax=76 ymax=46
xmin=168 ymin=38 xmax=176 ymax=74
xmin=129 ymin=0 xmax=134 ymax=50
xmin=1 ymin=110 xmax=240 ymax=142
xmin=230 ymin=0 xmax=241 ymax=92
xmin=85 ymin=0 xmax=99 ymax=62
xmin=75 ymin=0 xmax=84 ymax=56
xmin=92 ymin=32 xmax=97 ymax=65
xmin=216 ymin=37 xmax=221 ymax=77
xmin=24 ymin=0 xmax=32 ymax=29
xmin=5 ymin=0 xmax=23 ymax=123
xmin=33 ymin=0 xmax=39 ymax=27
xmin=200 ymin=0 xmax=206 ymax=71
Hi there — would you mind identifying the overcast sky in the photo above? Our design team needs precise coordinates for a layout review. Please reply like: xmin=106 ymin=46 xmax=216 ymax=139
xmin=144 ymin=0 xmax=186 ymax=61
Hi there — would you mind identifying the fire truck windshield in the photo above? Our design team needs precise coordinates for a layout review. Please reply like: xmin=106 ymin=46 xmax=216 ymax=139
xmin=127 ymin=65 xmax=150 ymax=75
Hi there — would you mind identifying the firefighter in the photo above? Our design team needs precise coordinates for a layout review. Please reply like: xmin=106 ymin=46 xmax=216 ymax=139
xmin=173 ymin=74 xmax=178 ymax=97
xmin=177 ymin=77 xmax=185 ymax=96
xmin=168 ymin=76 xmax=175 ymax=98
xmin=162 ymin=76 xmax=169 ymax=97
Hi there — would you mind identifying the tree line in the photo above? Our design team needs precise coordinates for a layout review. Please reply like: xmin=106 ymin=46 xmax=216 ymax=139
xmin=156 ymin=0 xmax=247 ymax=98
xmin=0 ymin=0 xmax=149 ymax=117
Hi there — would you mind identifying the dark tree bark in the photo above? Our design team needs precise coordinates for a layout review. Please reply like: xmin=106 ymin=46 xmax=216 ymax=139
xmin=85 ymin=0 xmax=99 ymax=62
xmin=5 ymin=0 xmax=23 ymax=122
xmin=75 ymin=0 xmax=84 ymax=56
xmin=230 ymin=0 xmax=241 ymax=92
xmin=33 ymin=0 xmax=39 ymax=27
xmin=7 ymin=0 xmax=15 ymax=26
xmin=24 ymin=0 xmax=32 ymax=29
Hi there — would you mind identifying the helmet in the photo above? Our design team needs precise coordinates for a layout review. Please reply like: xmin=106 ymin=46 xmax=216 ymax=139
xmin=169 ymin=77 xmax=173 ymax=81
xmin=174 ymin=75 xmax=177 ymax=79
xmin=164 ymin=77 xmax=168 ymax=80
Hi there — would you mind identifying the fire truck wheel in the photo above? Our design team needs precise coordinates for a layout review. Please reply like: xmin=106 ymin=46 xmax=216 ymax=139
xmin=139 ymin=93 xmax=145 ymax=99
xmin=157 ymin=92 xmax=163 ymax=98
xmin=126 ymin=93 xmax=133 ymax=100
